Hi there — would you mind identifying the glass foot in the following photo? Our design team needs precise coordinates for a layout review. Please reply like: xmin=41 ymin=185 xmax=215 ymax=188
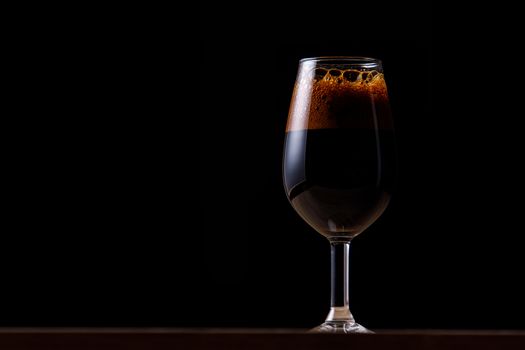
xmin=309 ymin=321 xmax=374 ymax=334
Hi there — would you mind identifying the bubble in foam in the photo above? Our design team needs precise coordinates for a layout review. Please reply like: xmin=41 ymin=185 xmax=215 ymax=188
xmin=328 ymin=69 xmax=342 ymax=78
xmin=368 ymin=70 xmax=379 ymax=80
xmin=343 ymin=70 xmax=359 ymax=82
xmin=314 ymin=68 xmax=328 ymax=80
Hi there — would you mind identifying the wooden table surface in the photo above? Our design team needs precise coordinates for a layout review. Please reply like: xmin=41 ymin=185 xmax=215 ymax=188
xmin=0 ymin=328 xmax=524 ymax=349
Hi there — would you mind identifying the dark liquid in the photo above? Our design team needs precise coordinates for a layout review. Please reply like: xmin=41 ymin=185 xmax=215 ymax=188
xmin=283 ymin=128 xmax=396 ymax=239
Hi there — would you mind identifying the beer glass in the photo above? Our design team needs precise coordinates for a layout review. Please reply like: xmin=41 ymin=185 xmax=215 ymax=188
xmin=283 ymin=57 xmax=396 ymax=333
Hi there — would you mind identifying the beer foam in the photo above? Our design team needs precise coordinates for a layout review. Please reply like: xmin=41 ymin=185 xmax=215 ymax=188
xmin=286 ymin=68 xmax=391 ymax=131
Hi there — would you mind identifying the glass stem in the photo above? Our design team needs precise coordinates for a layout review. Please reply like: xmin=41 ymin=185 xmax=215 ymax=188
xmin=325 ymin=241 xmax=354 ymax=323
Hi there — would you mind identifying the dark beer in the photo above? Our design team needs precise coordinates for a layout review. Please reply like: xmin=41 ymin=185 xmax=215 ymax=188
xmin=283 ymin=66 xmax=395 ymax=239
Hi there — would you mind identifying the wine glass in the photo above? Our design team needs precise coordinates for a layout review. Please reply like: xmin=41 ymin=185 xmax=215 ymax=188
xmin=283 ymin=57 xmax=396 ymax=333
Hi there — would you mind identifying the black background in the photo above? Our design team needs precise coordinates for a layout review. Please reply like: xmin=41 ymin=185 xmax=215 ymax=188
xmin=0 ymin=1 xmax=523 ymax=330
xmin=197 ymin=1 xmax=525 ymax=330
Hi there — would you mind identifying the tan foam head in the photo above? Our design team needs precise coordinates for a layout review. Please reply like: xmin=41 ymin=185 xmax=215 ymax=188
xmin=286 ymin=67 xmax=391 ymax=131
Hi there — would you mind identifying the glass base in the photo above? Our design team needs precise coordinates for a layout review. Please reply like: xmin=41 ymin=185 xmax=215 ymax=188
xmin=309 ymin=321 xmax=374 ymax=334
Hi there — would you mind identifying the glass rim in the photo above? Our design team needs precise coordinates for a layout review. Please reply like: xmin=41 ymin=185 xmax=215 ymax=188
xmin=300 ymin=56 xmax=381 ymax=63
xmin=299 ymin=56 xmax=382 ymax=69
